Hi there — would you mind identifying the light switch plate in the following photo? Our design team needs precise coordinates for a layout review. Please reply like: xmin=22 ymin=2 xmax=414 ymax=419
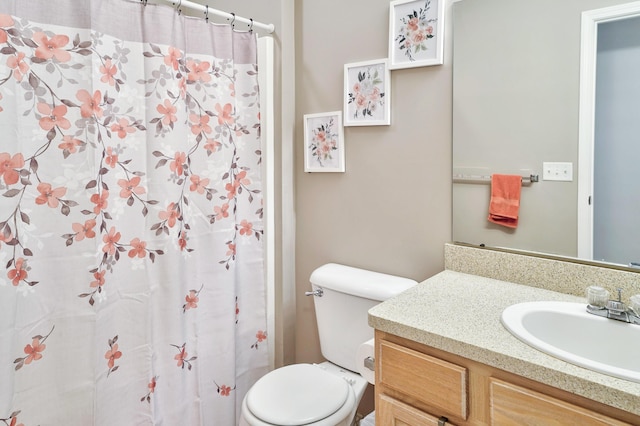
xmin=543 ymin=162 xmax=573 ymax=181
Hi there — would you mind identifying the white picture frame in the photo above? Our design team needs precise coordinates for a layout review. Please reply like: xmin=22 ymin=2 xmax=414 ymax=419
xmin=343 ymin=59 xmax=391 ymax=126
xmin=389 ymin=0 xmax=444 ymax=69
xmin=303 ymin=111 xmax=345 ymax=173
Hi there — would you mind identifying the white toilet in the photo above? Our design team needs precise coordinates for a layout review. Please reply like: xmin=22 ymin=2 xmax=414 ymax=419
xmin=240 ymin=263 xmax=417 ymax=426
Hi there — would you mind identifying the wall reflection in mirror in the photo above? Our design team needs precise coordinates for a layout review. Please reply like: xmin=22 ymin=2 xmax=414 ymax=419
xmin=452 ymin=0 xmax=640 ymax=269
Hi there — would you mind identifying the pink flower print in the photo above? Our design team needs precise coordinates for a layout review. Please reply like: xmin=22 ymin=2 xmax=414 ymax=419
xmin=219 ymin=385 xmax=231 ymax=396
xmin=174 ymin=347 xmax=187 ymax=367
xmin=58 ymin=135 xmax=82 ymax=154
xmin=235 ymin=170 xmax=250 ymax=186
xmin=128 ymin=238 xmax=147 ymax=258
xmin=0 ymin=152 xmax=25 ymax=186
xmin=23 ymin=338 xmax=46 ymax=364
xmin=118 ymin=176 xmax=145 ymax=198
xmin=7 ymin=52 xmax=29 ymax=81
xmin=90 ymin=270 xmax=106 ymax=288
xmin=170 ymin=152 xmax=187 ymax=176
xmin=407 ymin=17 xmax=419 ymax=32
xmin=72 ymin=219 xmax=97 ymax=241
xmin=239 ymin=220 xmax=253 ymax=236
xmin=164 ymin=46 xmax=182 ymax=70
xmin=105 ymin=147 xmax=118 ymax=168
xmin=178 ymin=231 xmax=188 ymax=251
xmin=91 ymin=190 xmax=109 ymax=215
xmin=178 ymin=77 xmax=187 ymax=98
xmin=8 ymin=257 xmax=28 ymax=286
xmin=189 ymin=113 xmax=212 ymax=135
xmin=9 ymin=417 xmax=25 ymax=426
xmin=111 ymin=117 xmax=135 ymax=139
xmin=184 ymin=291 xmax=198 ymax=311
xmin=229 ymin=83 xmax=235 ymax=97
xmin=33 ymin=32 xmax=71 ymax=62
xmin=100 ymin=58 xmax=117 ymax=86
xmin=76 ymin=89 xmax=103 ymax=118
xmin=105 ymin=336 xmax=122 ymax=376
xmin=226 ymin=242 xmax=236 ymax=257
xmin=189 ymin=175 xmax=209 ymax=194
xmin=204 ymin=139 xmax=221 ymax=154
xmin=148 ymin=377 xmax=157 ymax=393
xmin=35 ymin=182 xmax=66 ymax=208
xmin=159 ymin=202 xmax=179 ymax=228
xmin=157 ymin=99 xmax=177 ymax=126
xmin=102 ymin=226 xmax=121 ymax=255
xmin=214 ymin=203 xmax=229 ymax=220
xmin=215 ymin=103 xmax=235 ymax=126
xmin=0 ymin=14 xmax=14 ymax=44
xmin=225 ymin=181 xmax=239 ymax=200
xmin=37 ymin=103 xmax=71 ymax=131
xmin=256 ymin=330 xmax=267 ymax=343
xmin=186 ymin=59 xmax=211 ymax=83
xmin=0 ymin=228 xmax=13 ymax=246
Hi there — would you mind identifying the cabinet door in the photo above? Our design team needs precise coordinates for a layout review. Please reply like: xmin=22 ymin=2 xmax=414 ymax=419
xmin=378 ymin=394 xmax=456 ymax=426
xmin=489 ymin=378 xmax=632 ymax=426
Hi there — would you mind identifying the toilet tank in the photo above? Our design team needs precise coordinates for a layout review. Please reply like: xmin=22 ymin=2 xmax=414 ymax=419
xmin=309 ymin=263 xmax=417 ymax=373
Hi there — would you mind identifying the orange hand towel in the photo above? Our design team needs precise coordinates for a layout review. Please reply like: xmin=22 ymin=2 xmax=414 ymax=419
xmin=488 ymin=174 xmax=522 ymax=229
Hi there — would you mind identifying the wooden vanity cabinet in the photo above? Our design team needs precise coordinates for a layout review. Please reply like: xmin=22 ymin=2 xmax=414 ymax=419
xmin=375 ymin=331 xmax=640 ymax=426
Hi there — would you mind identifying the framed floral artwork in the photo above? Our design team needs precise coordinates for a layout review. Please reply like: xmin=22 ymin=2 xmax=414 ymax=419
xmin=389 ymin=0 xmax=444 ymax=69
xmin=303 ymin=111 xmax=345 ymax=173
xmin=344 ymin=59 xmax=391 ymax=126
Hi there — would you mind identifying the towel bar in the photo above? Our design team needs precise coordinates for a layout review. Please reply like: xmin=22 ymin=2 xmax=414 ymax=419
xmin=452 ymin=173 xmax=539 ymax=184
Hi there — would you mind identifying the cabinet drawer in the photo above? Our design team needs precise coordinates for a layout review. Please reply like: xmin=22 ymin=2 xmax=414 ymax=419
xmin=378 ymin=394 xmax=457 ymax=426
xmin=379 ymin=340 xmax=468 ymax=419
xmin=489 ymin=378 xmax=632 ymax=426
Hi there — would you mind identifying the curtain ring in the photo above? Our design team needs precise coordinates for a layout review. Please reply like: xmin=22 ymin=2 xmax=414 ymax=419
xmin=141 ymin=0 xmax=147 ymax=6
xmin=249 ymin=18 xmax=254 ymax=33
xmin=175 ymin=0 xmax=182 ymax=15
xmin=230 ymin=12 xmax=236 ymax=29
xmin=205 ymin=5 xmax=209 ymax=23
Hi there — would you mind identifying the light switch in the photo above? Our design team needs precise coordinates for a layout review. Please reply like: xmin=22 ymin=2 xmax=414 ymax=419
xmin=542 ymin=162 xmax=573 ymax=181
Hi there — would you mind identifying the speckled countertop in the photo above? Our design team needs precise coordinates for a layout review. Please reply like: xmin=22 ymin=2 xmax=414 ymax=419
xmin=368 ymin=269 xmax=640 ymax=416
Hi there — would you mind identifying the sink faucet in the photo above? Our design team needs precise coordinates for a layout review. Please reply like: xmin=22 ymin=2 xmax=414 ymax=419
xmin=586 ymin=287 xmax=640 ymax=325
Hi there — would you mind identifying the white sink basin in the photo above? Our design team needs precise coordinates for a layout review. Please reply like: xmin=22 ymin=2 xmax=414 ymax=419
xmin=501 ymin=301 xmax=640 ymax=383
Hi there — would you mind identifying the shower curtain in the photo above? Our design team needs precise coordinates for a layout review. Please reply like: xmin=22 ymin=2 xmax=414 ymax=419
xmin=0 ymin=1 xmax=268 ymax=425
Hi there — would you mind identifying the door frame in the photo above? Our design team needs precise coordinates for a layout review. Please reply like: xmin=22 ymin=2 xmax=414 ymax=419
xmin=577 ymin=1 xmax=640 ymax=259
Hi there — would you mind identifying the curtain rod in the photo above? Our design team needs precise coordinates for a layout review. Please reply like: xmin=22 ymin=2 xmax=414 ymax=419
xmin=155 ymin=0 xmax=275 ymax=34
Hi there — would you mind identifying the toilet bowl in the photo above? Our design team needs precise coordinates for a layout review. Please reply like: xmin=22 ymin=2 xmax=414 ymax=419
xmin=240 ymin=362 xmax=368 ymax=426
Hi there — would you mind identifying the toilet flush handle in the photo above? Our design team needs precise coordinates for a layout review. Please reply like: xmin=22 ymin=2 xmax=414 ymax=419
xmin=304 ymin=288 xmax=324 ymax=297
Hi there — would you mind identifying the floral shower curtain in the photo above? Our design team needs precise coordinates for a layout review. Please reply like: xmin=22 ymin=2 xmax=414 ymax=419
xmin=0 ymin=1 xmax=268 ymax=425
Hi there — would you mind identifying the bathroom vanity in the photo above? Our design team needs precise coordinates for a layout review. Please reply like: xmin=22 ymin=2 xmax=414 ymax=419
xmin=369 ymin=244 xmax=640 ymax=425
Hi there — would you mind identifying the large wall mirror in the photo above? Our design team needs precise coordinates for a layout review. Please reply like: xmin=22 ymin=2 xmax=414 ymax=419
xmin=452 ymin=0 xmax=640 ymax=269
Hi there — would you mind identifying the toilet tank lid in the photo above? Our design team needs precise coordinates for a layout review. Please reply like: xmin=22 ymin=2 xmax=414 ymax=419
xmin=309 ymin=263 xmax=417 ymax=301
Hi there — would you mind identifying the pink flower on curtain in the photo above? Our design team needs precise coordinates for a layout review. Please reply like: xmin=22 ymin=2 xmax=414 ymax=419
xmin=214 ymin=381 xmax=236 ymax=396
xmin=159 ymin=202 xmax=179 ymax=228
xmin=100 ymin=58 xmax=117 ymax=85
xmin=182 ymin=284 xmax=203 ymax=313
xmin=239 ymin=220 xmax=253 ymax=236
xmin=156 ymin=99 xmax=177 ymax=126
xmin=189 ymin=175 xmax=209 ymax=194
xmin=105 ymin=147 xmax=118 ymax=168
xmin=90 ymin=270 xmax=106 ymax=288
xmin=102 ymin=226 xmax=121 ymax=255
xmin=0 ymin=152 xmax=25 ymax=186
xmin=171 ymin=343 xmax=197 ymax=370
xmin=0 ymin=411 xmax=24 ymax=426
xmin=203 ymin=138 xmax=221 ymax=155
xmin=91 ymin=190 xmax=109 ymax=214
xmin=164 ymin=46 xmax=182 ymax=70
xmin=58 ymin=135 xmax=84 ymax=157
xmin=0 ymin=14 xmax=14 ymax=44
xmin=37 ymin=103 xmax=71 ymax=131
xmin=105 ymin=336 xmax=122 ymax=376
xmin=189 ymin=113 xmax=211 ymax=135
xmin=24 ymin=339 xmax=46 ymax=364
xmin=118 ymin=176 xmax=146 ymax=199
xmin=213 ymin=203 xmax=229 ymax=220
xmin=72 ymin=219 xmax=97 ymax=241
xmin=178 ymin=231 xmax=188 ymax=251
xmin=33 ymin=32 xmax=71 ymax=62
xmin=6 ymin=52 xmax=29 ymax=81
xmin=7 ymin=258 xmax=28 ymax=286
xmin=214 ymin=103 xmax=234 ymax=126
xmin=226 ymin=242 xmax=236 ymax=257
xmin=111 ymin=118 xmax=135 ymax=139
xmin=128 ymin=238 xmax=147 ymax=258
xmin=251 ymin=330 xmax=267 ymax=349
xmin=140 ymin=376 xmax=158 ymax=403
xmin=186 ymin=59 xmax=211 ymax=83
xmin=169 ymin=152 xmax=186 ymax=176
xmin=35 ymin=183 xmax=67 ymax=208
xmin=76 ymin=89 xmax=103 ymax=118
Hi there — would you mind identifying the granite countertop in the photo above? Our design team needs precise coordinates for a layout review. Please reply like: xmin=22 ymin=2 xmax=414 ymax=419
xmin=368 ymin=269 xmax=640 ymax=416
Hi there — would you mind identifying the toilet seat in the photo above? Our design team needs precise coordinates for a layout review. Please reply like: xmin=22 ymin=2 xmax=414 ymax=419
xmin=243 ymin=363 xmax=355 ymax=426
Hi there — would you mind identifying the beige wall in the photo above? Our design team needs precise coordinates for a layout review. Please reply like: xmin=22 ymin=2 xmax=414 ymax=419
xmin=295 ymin=0 xmax=452 ymax=364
